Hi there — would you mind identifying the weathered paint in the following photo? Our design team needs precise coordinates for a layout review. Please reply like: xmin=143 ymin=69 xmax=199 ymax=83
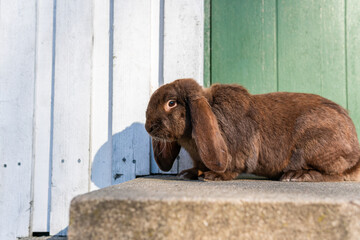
xmin=31 ymin=0 xmax=54 ymax=232
xmin=90 ymin=0 xmax=112 ymax=191
xmin=0 ymin=0 xmax=36 ymax=239
xmin=50 ymin=0 xmax=93 ymax=235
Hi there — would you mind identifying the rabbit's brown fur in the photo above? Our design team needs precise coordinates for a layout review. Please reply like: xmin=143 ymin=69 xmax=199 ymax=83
xmin=145 ymin=79 xmax=360 ymax=181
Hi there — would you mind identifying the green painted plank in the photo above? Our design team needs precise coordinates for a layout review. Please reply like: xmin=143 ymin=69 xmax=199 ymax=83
xmin=277 ymin=0 xmax=346 ymax=108
xmin=347 ymin=0 xmax=360 ymax=136
xmin=204 ymin=0 xmax=211 ymax=88
xmin=211 ymin=0 xmax=277 ymax=94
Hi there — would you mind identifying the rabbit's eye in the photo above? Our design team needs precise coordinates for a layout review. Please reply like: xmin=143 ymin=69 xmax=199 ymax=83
xmin=164 ymin=100 xmax=177 ymax=111
xmin=168 ymin=100 xmax=176 ymax=107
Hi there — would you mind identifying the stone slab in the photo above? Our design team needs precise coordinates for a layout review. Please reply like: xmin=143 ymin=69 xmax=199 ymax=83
xmin=68 ymin=175 xmax=360 ymax=240
xmin=18 ymin=237 xmax=67 ymax=240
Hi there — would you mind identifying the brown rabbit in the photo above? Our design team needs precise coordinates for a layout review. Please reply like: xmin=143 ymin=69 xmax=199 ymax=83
xmin=145 ymin=78 xmax=360 ymax=181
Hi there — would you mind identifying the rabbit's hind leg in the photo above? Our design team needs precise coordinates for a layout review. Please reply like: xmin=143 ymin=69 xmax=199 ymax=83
xmin=280 ymin=169 xmax=344 ymax=182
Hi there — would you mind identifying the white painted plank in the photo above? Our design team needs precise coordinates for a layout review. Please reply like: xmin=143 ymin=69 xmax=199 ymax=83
xmin=150 ymin=0 xmax=161 ymax=94
xmin=163 ymin=0 xmax=204 ymax=83
xmin=50 ymin=0 xmax=93 ymax=235
xmin=31 ymin=0 xmax=54 ymax=232
xmin=0 ymin=0 xmax=36 ymax=239
xmin=90 ymin=0 xmax=112 ymax=191
xmin=150 ymin=0 xmax=162 ymax=174
xmin=153 ymin=0 xmax=205 ymax=174
xmin=112 ymin=0 xmax=151 ymax=183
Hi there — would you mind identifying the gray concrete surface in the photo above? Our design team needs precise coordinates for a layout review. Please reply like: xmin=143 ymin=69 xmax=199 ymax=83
xmin=69 ymin=175 xmax=360 ymax=240
xmin=18 ymin=237 xmax=67 ymax=240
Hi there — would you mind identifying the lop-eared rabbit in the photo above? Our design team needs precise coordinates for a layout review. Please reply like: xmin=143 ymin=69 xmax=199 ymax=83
xmin=145 ymin=79 xmax=360 ymax=181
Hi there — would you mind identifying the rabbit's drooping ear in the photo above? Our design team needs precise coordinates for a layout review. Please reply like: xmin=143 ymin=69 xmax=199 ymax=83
xmin=152 ymin=139 xmax=181 ymax=171
xmin=190 ymin=96 xmax=229 ymax=173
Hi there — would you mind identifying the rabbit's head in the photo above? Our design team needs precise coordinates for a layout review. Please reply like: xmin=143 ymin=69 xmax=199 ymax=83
xmin=145 ymin=79 xmax=229 ymax=172
xmin=145 ymin=80 xmax=190 ymax=142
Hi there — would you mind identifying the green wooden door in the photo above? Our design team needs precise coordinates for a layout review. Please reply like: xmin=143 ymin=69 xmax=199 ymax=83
xmin=209 ymin=0 xmax=360 ymax=135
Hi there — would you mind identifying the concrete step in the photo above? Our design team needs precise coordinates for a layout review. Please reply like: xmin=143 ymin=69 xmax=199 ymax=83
xmin=19 ymin=237 xmax=67 ymax=240
xmin=68 ymin=175 xmax=360 ymax=240
xmin=18 ymin=236 xmax=67 ymax=240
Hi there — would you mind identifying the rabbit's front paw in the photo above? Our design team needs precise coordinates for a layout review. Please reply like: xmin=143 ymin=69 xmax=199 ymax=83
xmin=177 ymin=168 xmax=201 ymax=180
xmin=200 ymin=171 xmax=238 ymax=181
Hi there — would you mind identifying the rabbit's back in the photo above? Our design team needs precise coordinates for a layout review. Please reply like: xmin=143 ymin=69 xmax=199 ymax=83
xmin=208 ymin=85 xmax=360 ymax=180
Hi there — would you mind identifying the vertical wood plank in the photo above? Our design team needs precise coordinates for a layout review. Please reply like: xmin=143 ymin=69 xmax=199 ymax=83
xmin=204 ymin=0 xmax=211 ymax=88
xmin=162 ymin=0 xmax=204 ymax=173
xmin=31 ymin=0 xmax=54 ymax=232
xmin=278 ymin=0 xmax=346 ymax=108
xmin=347 ymin=0 xmax=360 ymax=137
xmin=90 ymin=0 xmax=111 ymax=191
xmin=150 ymin=0 xmax=161 ymax=95
xmin=150 ymin=0 xmax=162 ymax=174
xmin=112 ymin=0 xmax=151 ymax=183
xmin=211 ymin=0 xmax=277 ymax=94
xmin=0 ymin=0 xmax=36 ymax=239
xmin=163 ymin=0 xmax=204 ymax=83
xmin=50 ymin=0 xmax=92 ymax=235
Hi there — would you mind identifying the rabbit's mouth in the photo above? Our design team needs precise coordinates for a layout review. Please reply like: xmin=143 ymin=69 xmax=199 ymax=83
xmin=148 ymin=130 xmax=176 ymax=142
xmin=145 ymin=119 xmax=179 ymax=142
